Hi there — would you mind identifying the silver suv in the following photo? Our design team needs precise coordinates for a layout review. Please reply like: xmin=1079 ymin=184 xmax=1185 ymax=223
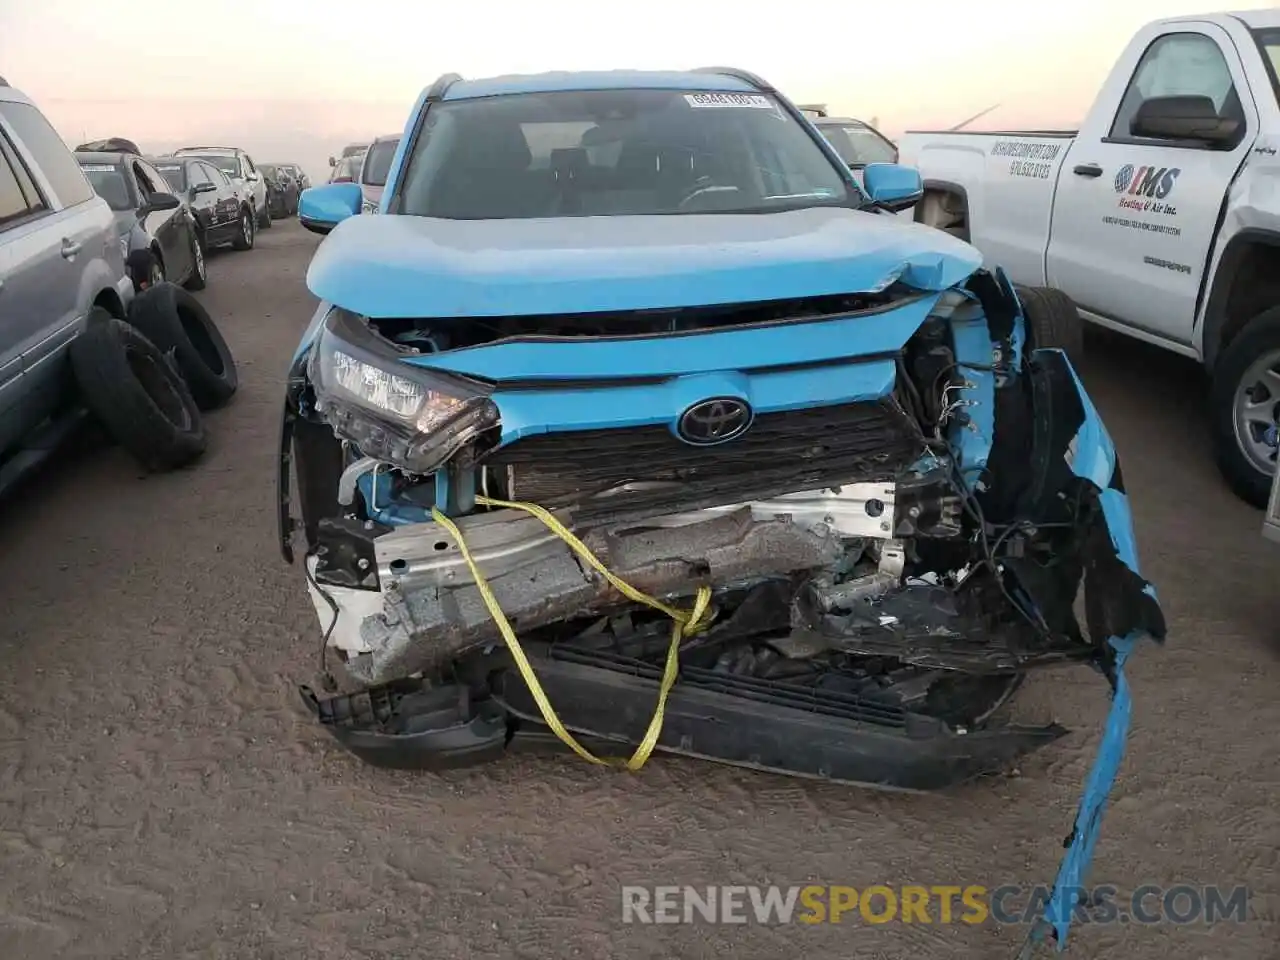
xmin=0 ymin=79 xmax=133 ymax=489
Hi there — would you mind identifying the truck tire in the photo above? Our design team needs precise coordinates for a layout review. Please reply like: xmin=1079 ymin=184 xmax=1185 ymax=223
xmin=127 ymin=281 xmax=238 ymax=410
xmin=1016 ymin=285 xmax=1084 ymax=364
xmin=70 ymin=309 xmax=207 ymax=472
xmin=1209 ymin=305 xmax=1280 ymax=507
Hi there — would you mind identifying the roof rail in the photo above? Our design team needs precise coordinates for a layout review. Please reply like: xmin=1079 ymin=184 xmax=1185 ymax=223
xmin=692 ymin=66 xmax=773 ymax=93
xmin=427 ymin=73 xmax=462 ymax=101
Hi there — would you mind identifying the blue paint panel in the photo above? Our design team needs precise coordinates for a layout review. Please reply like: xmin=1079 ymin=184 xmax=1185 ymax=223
xmin=303 ymin=207 xmax=982 ymax=320
xmin=946 ymin=309 xmax=995 ymax=483
xmin=491 ymin=360 xmax=896 ymax=444
xmin=442 ymin=70 xmax=758 ymax=101
xmin=411 ymin=297 xmax=938 ymax=381
xmin=1040 ymin=357 xmax=1158 ymax=951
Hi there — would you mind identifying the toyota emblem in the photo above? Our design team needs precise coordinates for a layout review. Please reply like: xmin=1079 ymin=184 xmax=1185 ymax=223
xmin=677 ymin=397 xmax=753 ymax=446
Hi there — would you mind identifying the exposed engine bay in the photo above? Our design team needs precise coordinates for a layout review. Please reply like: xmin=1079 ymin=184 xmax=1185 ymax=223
xmin=279 ymin=267 xmax=1166 ymax=792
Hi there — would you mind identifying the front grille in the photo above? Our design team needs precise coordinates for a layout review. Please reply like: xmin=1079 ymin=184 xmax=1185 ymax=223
xmin=485 ymin=399 xmax=922 ymax=526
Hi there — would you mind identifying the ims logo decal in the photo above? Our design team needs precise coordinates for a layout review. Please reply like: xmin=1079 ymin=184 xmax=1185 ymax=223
xmin=1114 ymin=163 xmax=1181 ymax=200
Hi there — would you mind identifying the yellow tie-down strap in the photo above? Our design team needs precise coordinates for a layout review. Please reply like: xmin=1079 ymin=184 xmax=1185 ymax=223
xmin=430 ymin=495 xmax=713 ymax=770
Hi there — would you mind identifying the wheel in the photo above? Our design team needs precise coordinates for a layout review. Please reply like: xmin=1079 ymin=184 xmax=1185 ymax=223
xmin=184 ymin=229 xmax=207 ymax=291
xmin=70 ymin=309 xmax=206 ymax=472
xmin=1016 ymin=285 xmax=1084 ymax=364
xmin=127 ymin=281 xmax=237 ymax=410
xmin=1210 ymin=305 xmax=1280 ymax=507
xmin=126 ymin=248 xmax=164 ymax=292
xmin=258 ymin=198 xmax=273 ymax=229
xmin=231 ymin=206 xmax=255 ymax=251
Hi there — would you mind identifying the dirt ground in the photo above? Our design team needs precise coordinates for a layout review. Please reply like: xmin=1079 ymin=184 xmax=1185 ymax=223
xmin=1 ymin=221 xmax=1277 ymax=960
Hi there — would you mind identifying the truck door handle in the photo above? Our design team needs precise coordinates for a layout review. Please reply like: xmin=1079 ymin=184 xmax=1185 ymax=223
xmin=1072 ymin=164 xmax=1103 ymax=178
xmin=60 ymin=238 xmax=82 ymax=258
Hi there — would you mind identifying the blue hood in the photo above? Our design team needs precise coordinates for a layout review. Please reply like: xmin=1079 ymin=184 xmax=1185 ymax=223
xmin=306 ymin=207 xmax=982 ymax=318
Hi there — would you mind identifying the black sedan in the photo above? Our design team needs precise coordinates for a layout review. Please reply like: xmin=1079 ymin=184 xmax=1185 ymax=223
xmin=76 ymin=150 xmax=207 ymax=290
xmin=152 ymin=156 xmax=258 ymax=255
xmin=259 ymin=163 xmax=299 ymax=218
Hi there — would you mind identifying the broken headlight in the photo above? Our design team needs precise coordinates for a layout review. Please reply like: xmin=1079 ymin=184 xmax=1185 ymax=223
xmin=308 ymin=306 xmax=499 ymax=474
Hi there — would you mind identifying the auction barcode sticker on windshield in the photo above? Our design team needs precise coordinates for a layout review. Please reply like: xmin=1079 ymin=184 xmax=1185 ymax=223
xmin=685 ymin=92 xmax=773 ymax=109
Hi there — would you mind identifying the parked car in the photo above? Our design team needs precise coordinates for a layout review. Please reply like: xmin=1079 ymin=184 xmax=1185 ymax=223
xmin=326 ymin=154 xmax=360 ymax=184
xmin=286 ymin=68 xmax=1167 ymax=954
xmin=811 ymin=113 xmax=899 ymax=168
xmin=898 ymin=8 xmax=1280 ymax=507
xmin=76 ymin=148 xmax=206 ymax=291
xmin=330 ymin=142 xmax=367 ymax=167
xmin=356 ymin=133 xmax=399 ymax=212
xmin=0 ymin=81 xmax=135 ymax=491
xmin=278 ymin=162 xmax=310 ymax=191
xmin=259 ymin=163 xmax=299 ymax=218
xmin=173 ymin=146 xmax=271 ymax=230
xmin=152 ymin=155 xmax=258 ymax=253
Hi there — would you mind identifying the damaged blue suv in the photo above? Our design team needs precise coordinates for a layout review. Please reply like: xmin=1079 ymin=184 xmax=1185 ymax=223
xmin=281 ymin=68 xmax=1166 ymax=951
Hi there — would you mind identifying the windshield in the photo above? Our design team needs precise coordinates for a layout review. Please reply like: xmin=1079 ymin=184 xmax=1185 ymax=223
xmin=817 ymin=122 xmax=897 ymax=167
xmin=190 ymin=154 xmax=242 ymax=178
xmin=1257 ymin=28 xmax=1280 ymax=106
xmin=361 ymin=138 xmax=399 ymax=186
xmin=79 ymin=163 xmax=133 ymax=211
xmin=395 ymin=89 xmax=857 ymax=219
xmin=154 ymin=163 xmax=187 ymax=192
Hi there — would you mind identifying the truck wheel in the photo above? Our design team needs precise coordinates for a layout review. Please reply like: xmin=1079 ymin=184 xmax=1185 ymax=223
xmin=127 ymin=281 xmax=238 ymax=410
xmin=1016 ymin=285 xmax=1084 ymax=364
xmin=1210 ymin=305 xmax=1280 ymax=507
xmin=70 ymin=309 xmax=207 ymax=472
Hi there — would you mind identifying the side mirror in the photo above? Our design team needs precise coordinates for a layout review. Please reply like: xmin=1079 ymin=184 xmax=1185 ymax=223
xmin=247 ymin=171 xmax=260 ymax=182
xmin=192 ymin=182 xmax=217 ymax=195
xmin=861 ymin=162 xmax=924 ymax=213
xmin=298 ymin=182 xmax=363 ymax=236
xmin=1130 ymin=95 xmax=1240 ymax=145
xmin=141 ymin=191 xmax=182 ymax=214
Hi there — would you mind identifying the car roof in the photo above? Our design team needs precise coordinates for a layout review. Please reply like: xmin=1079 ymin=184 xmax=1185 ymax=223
xmin=75 ymin=151 xmax=130 ymax=165
xmin=815 ymin=117 xmax=870 ymax=127
xmin=1222 ymin=9 xmax=1280 ymax=29
xmin=175 ymin=146 xmax=241 ymax=155
xmin=441 ymin=69 xmax=760 ymax=101
xmin=370 ymin=133 xmax=400 ymax=144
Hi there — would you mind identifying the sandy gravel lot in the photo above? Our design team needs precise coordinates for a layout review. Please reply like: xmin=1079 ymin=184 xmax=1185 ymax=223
xmin=1 ymin=221 xmax=1277 ymax=959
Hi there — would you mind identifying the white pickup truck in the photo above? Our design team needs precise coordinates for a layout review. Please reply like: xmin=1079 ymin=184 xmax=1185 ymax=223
xmin=899 ymin=9 xmax=1280 ymax=507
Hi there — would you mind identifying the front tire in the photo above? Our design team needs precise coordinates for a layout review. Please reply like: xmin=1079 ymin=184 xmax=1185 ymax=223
xmin=231 ymin=206 xmax=255 ymax=251
xmin=184 ymin=229 xmax=207 ymax=291
xmin=1210 ymin=306 xmax=1280 ymax=507
xmin=1016 ymin=285 xmax=1084 ymax=364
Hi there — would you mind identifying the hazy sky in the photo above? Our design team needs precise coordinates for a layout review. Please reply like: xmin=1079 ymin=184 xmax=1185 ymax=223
xmin=0 ymin=0 xmax=1254 ymax=180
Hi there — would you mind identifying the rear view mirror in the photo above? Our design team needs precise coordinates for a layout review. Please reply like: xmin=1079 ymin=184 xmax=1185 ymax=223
xmin=1130 ymin=95 xmax=1240 ymax=145
xmin=142 ymin=192 xmax=181 ymax=213
xmin=298 ymin=182 xmax=363 ymax=236
xmin=861 ymin=162 xmax=924 ymax=213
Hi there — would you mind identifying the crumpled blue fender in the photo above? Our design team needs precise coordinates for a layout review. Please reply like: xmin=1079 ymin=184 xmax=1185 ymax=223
xmin=1021 ymin=356 xmax=1158 ymax=955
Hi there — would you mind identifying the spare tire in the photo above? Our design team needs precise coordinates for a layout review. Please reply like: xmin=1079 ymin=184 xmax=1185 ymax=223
xmin=70 ymin=309 xmax=207 ymax=472
xmin=127 ymin=281 xmax=237 ymax=410
xmin=1016 ymin=285 xmax=1084 ymax=364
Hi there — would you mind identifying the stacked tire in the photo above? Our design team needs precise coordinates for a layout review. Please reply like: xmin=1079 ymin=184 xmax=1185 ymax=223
xmin=71 ymin=283 xmax=238 ymax=473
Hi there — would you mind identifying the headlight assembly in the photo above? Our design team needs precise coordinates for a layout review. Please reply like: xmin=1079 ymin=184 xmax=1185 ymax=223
xmin=308 ymin=307 xmax=499 ymax=474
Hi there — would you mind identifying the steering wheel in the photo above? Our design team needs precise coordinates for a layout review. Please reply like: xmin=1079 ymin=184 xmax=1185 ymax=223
xmin=677 ymin=176 xmax=742 ymax=209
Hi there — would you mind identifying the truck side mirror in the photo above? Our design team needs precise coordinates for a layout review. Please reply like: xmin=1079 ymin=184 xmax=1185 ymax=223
xmin=1130 ymin=95 xmax=1240 ymax=146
